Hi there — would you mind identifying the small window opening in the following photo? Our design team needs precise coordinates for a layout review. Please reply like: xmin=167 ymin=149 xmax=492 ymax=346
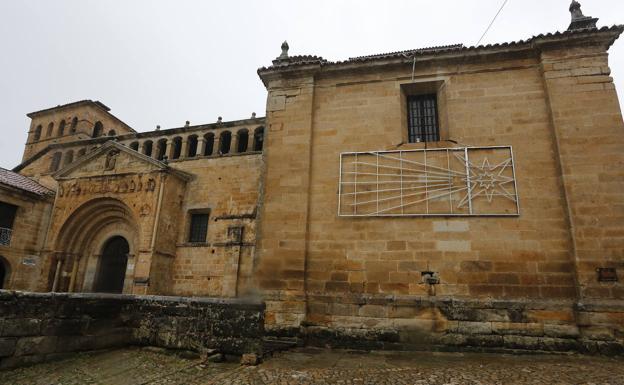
xmin=58 ymin=120 xmax=66 ymax=136
xmin=172 ymin=137 xmax=182 ymax=159
xmin=188 ymin=213 xmax=209 ymax=243
xmin=407 ymin=94 xmax=439 ymax=143
xmin=93 ymin=121 xmax=103 ymax=137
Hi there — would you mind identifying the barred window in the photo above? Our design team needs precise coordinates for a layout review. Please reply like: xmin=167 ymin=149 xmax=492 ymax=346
xmin=188 ymin=213 xmax=209 ymax=243
xmin=407 ymin=94 xmax=439 ymax=143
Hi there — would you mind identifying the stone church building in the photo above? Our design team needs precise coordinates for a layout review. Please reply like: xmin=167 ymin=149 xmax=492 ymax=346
xmin=1 ymin=2 xmax=623 ymax=352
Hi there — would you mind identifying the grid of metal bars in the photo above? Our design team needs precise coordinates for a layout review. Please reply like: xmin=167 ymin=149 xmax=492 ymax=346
xmin=188 ymin=214 xmax=209 ymax=243
xmin=407 ymin=94 xmax=439 ymax=143
xmin=338 ymin=146 xmax=519 ymax=217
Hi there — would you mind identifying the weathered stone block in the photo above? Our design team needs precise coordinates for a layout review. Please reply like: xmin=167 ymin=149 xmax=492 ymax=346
xmin=15 ymin=336 xmax=57 ymax=356
xmin=0 ymin=338 xmax=16 ymax=357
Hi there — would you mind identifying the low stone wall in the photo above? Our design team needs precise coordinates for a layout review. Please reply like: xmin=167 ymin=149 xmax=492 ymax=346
xmin=0 ymin=291 xmax=264 ymax=369
xmin=297 ymin=295 xmax=624 ymax=355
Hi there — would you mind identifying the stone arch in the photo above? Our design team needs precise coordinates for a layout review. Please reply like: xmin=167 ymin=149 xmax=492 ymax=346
xmin=219 ymin=131 xmax=231 ymax=154
xmin=253 ymin=126 xmax=264 ymax=151
xmin=64 ymin=150 xmax=74 ymax=166
xmin=129 ymin=141 xmax=139 ymax=151
xmin=33 ymin=125 xmax=42 ymax=141
xmin=46 ymin=122 xmax=54 ymax=137
xmin=236 ymin=129 xmax=249 ymax=153
xmin=70 ymin=117 xmax=78 ymax=133
xmin=93 ymin=121 xmax=103 ymax=137
xmin=143 ymin=140 xmax=153 ymax=157
xmin=171 ymin=136 xmax=182 ymax=160
xmin=108 ymin=129 xmax=117 ymax=136
xmin=187 ymin=135 xmax=198 ymax=157
xmin=203 ymin=133 xmax=214 ymax=156
xmin=50 ymin=152 xmax=62 ymax=172
xmin=58 ymin=120 xmax=66 ymax=136
xmin=156 ymin=139 xmax=167 ymax=160
xmin=51 ymin=197 xmax=139 ymax=293
xmin=0 ymin=256 xmax=10 ymax=289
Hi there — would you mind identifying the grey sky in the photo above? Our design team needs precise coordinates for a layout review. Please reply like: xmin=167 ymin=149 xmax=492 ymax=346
xmin=1 ymin=0 xmax=622 ymax=168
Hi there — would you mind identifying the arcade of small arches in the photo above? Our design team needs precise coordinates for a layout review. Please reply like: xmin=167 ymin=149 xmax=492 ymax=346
xmin=47 ymin=126 xmax=265 ymax=172
xmin=32 ymin=118 xmax=116 ymax=142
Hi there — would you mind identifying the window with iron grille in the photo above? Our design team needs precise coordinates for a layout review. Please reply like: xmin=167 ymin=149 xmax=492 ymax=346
xmin=188 ymin=213 xmax=209 ymax=243
xmin=407 ymin=94 xmax=439 ymax=143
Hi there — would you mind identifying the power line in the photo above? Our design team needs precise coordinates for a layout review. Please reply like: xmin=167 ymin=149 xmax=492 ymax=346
xmin=476 ymin=0 xmax=510 ymax=46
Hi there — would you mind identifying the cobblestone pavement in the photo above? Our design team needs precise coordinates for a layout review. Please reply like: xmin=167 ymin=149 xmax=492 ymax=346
xmin=1 ymin=347 xmax=624 ymax=385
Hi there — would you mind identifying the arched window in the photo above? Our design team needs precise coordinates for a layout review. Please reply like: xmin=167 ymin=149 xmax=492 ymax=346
xmin=253 ymin=126 xmax=264 ymax=151
xmin=108 ymin=129 xmax=116 ymax=136
xmin=46 ymin=122 xmax=54 ymax=137
xmin=203 ymin=133 xmax=214 ymax=156
xmin=58 ymin=120 xmax=66 ymax=136
xmin=143 ymin=140 xmax=153 ymax=157
xmin=70 ymin=117 xmax=78 ymax=133
xmin=236 ymin=129 xmax=249 ymax=153
xmin=129 ymin=141 xmax=139 ymax=151
xmin=63 ymin=150 xmax=74 ymax=166
xmin=156 ymin=139 xmax=167 ymax=160
xmin=77 ymin=148 xmax=86 ymax=158
xmin=219 ymin=131 xmax=231 ymax=155
xmin=171 ymin=137 xmax=182 ymax=160
xmin=187 ymin=135 xmax=198 ymax=157
xmin=33 ymin=125 xmax=42 ymax=141
xmin=50 ymin=152 xmax=62 ymax=172
xmin=93 ymin=121 xmax=103 ymax=137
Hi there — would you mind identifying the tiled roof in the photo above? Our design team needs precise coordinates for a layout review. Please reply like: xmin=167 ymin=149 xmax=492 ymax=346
xmin=0 ymin=167 xmax=53 ymax=197
xmin=258 ymin=25 xmax=624 ymax=72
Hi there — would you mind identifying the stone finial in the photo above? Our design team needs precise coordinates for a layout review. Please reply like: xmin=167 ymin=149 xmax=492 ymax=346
xmin=251 ymin=112 xmax=256 ymax=118
xmin=185 ymin=121 xmax=190 ymax=127
xmin=217 ymin=116 xmax=223 ymax=124
xmin=567 ymin=0 xmax=598 ymax=30
xmin=156 ymin=125 xmax=161 ymax=131
xmin=279 ymin=41 xmax=289 ymax=60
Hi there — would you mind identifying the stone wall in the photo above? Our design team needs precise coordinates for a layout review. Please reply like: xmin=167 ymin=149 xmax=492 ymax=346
xmin=299 ymin=295 xmax=624 ymax=355
xmin=0 ymin=291 xmax=265 ymax=369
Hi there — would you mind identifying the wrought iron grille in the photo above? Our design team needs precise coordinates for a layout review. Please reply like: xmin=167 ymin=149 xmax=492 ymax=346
xmin=0 ymin=227 xmax=12 ymax=246
xmin=338 ymin=146 xmax=519 ymax=217
xmin=407 ymin=94 xmax=439 ymax=143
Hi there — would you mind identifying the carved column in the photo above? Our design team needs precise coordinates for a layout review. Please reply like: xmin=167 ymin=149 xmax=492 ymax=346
xmin=165 ymin=139 xmax=174 ymax=159
xmin=180 ymin=138 xmax=188 ymax=159
xmin=197 ymin=137 xmax=206 ymax=157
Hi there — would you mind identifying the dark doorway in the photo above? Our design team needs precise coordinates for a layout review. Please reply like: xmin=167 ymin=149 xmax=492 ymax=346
xmin=94 ymin=236 xmax=129 ymax=293
xmin=0 ymin=258 xmax=7 ymax=289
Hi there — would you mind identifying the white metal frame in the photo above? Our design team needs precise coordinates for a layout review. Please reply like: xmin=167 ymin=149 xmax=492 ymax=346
xmin=337 ymin=146 xmax=520 ymax=217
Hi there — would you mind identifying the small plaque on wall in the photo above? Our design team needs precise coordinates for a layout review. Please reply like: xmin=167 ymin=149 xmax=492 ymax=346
xmin=596 ymin=268 xmax=618 ymax=282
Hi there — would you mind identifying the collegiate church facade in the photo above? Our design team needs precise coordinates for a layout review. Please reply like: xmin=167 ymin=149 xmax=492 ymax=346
xmin=1 ymin=2 xmax=623 ymax=351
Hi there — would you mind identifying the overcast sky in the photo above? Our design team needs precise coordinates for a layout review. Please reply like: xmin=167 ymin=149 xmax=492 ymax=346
xmin=1 ymin=0 xmax=622 ymax=168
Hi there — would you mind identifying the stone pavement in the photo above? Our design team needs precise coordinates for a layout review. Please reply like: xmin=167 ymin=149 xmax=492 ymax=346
xmin=1 ymin=347 xmax=623 ymax=385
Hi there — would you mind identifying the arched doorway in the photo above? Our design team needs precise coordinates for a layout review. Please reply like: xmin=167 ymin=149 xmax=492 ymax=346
xmin=94 ymin=236 xmax=129 ymax=293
